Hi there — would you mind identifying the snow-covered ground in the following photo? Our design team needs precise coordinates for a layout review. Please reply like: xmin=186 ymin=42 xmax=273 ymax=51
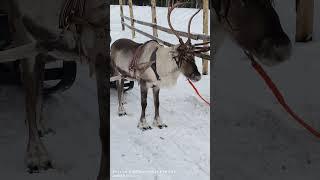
xmin=213 ymin=1 xmax=320 ymax=180
xmin=110 ymin=5 xmax=210 ymax=180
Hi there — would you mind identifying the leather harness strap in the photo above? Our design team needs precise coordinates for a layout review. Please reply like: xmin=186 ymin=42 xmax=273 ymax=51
xmin=129 ymin=40 xmax=160 ymax=80
xmin=150 ymin=47 xmax=160 ymax=80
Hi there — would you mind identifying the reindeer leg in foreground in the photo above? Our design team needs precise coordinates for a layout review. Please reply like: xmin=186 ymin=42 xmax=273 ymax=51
xmin=96 ymin=53 xmax=110 ymax=180
xmin=36 ymin=55 xmax=54 ymax=137
xmin=37 ymin=104 xmax=56 ymax=137
xmin=117 ymin=79 xmax=126 ymax=116
xmin=21 ymin=54 xmax=52 ymax=173
xmin=152 ymin=86 xmax=167 ymax=129
xmin=138 ymin=80 xmax=152 ymax=130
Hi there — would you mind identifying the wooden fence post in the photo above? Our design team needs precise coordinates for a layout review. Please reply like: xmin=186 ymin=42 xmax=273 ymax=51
xmin=119 ymin=0 xmax=125 ymax=30
xmin=151 ymin=0 xmax=158 ymax=37
xmin=296 ymin=0 xmax=314 ymax=42
xmin=202 ymin=0 xmax=209 ymax=75
xmin=128 ymin=0 xmax=135 ymax=38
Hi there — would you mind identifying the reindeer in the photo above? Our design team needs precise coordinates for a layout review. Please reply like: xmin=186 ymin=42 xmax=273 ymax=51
xmin=212 ymin=0 xmax=292 ymax=65
xmin=111 ymin=2 xmax=210 ymax=130
xmin=0 ymin=0 xmax=109 ymax=179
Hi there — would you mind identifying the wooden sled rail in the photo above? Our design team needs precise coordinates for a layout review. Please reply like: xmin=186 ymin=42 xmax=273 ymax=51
xmin=0 ymin=43 xmax=37 ymax=62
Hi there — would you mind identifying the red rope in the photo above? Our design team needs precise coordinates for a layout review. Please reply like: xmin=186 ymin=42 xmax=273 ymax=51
xmin=187 ymin=79 xmax=210 ymax=106
xmin=250 ymin=58 xmax=320 ymax=138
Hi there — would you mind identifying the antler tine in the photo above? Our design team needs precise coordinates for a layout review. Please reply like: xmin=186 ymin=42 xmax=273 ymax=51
xmin=168 ymin=0 xmax=185 ymax=44
xmin=187 ymin=8 xmax=201 ymax=44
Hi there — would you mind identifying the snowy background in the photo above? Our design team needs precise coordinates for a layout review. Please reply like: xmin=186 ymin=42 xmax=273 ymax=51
xmin=213 ymin=1 xmax=320 ymax=180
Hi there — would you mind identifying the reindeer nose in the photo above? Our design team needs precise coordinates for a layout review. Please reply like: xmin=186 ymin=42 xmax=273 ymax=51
xmin=192 ymin=72 xmax=201 ymax=82
xmin=260 ymin=34 xmax=292 ymax=65
xmin=272 ymin=35 xmax=292 ymax=62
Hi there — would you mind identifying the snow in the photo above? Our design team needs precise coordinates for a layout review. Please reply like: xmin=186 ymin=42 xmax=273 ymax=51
xmin=110 ymin=5 xmax=210 ymax=180
xmin=213 ymin=1 xmax=320 ymax=180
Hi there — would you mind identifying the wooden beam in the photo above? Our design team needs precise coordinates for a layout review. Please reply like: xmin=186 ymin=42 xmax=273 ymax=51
xmin=122 ymin=15 xmax=210 ymax=41
xmin=151 ymin=0 xmax=158 ymax=37
xmin=296 ymin=0 xmax=314 ymax=42
xmin=128 ymin=0 xmax=135 ymax=38
xmin=202 ymin=0 xmax=209 ymax=75
xmin=122 ymin=22 xmax=211 ymax=60
xmin=119 ymin=0 xmax=125 ymax=30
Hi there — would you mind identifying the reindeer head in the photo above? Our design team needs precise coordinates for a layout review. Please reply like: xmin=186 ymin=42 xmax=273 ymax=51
xmin=213 ymin=0 xmax=292 ymax=66
xmin=167 ymin=1 xmax=210 ymax=82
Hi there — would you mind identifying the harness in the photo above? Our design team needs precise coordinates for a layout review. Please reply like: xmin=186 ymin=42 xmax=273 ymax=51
xmin=129 ymin=40 xmax=161 ymax=80
xmin=59 ymin=0 xmax=86 ymax=30
xmin=150 ymin=48 xmax=160 ymax=80
xmin=58 ymin=0 xmax=87 ymax=61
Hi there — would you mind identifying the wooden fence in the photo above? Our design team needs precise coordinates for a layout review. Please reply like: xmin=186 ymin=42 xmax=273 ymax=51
xmin=119 ymin=0 xmax=211 ymax=75
xmin=296 ymin=0 xmax=314 ymax=42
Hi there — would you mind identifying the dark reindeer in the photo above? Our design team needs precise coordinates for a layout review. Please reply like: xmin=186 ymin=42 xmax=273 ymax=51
xmin=0 ymin=0 xmax=109 ymax=179
xmin=111 ymin=2 xmax=210 ymax=130
xmin=212 ymin=0 xmax=292 ymax=65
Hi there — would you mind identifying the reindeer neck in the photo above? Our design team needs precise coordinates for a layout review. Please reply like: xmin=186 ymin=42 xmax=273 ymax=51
xmin=155 ymin=46 xmax=180 ymax=77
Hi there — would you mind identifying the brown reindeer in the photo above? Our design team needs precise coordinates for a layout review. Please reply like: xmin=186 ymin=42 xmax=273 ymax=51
xmin=111 ymin=2 xmax=210 ymax=131
xmin=212 ymin=0 xmax=292 ymax=65
xmin=0 ymin=0 xmax=109 ymax=179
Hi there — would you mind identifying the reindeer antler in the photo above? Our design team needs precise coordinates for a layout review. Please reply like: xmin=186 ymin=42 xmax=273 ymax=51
xmin=167 ymin=0 xmax=185 ymax=45
xmin=186 ymin=8 xmax=201 ymax=45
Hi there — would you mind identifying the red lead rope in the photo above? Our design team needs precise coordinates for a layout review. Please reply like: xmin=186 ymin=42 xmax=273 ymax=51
xmin=187 ymin=79 xmax=210 ymax=106
xmin=250 ymin=58 xmax=320 ymax=138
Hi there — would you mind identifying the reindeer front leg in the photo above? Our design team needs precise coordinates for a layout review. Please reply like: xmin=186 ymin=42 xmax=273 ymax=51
xmin=21 ymin=54 xmax=52 ymax=173
xmin=152 ymin=86 xmax=167 ymax=129
xmin=138 ymin=80 xmax=152 ymax=130
xmin=95 ymin=53 xmax=110 ymax=180
xmin=116 ymin=79 xmax=126 ymax=116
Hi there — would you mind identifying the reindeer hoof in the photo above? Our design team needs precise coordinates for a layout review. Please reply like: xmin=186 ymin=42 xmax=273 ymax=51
xmin=153 ymin=120 xmax=168 ymax=129
xmin=118 ymin=111 xmax=127 ymax=116
xmin=27 ymin=161 xmax=53 ymax=173
xmin=26 ymin=143 xmax=53 ymax=173
xmin=142 ymin=126 xmax=152 ymax=131
xmin=118 ymin=107 xmax=127 ymax=116
xmin=158 ymin=124 xmax=168 ymax=129
xmin=137 ymin=121 xmax=152 ymax=131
